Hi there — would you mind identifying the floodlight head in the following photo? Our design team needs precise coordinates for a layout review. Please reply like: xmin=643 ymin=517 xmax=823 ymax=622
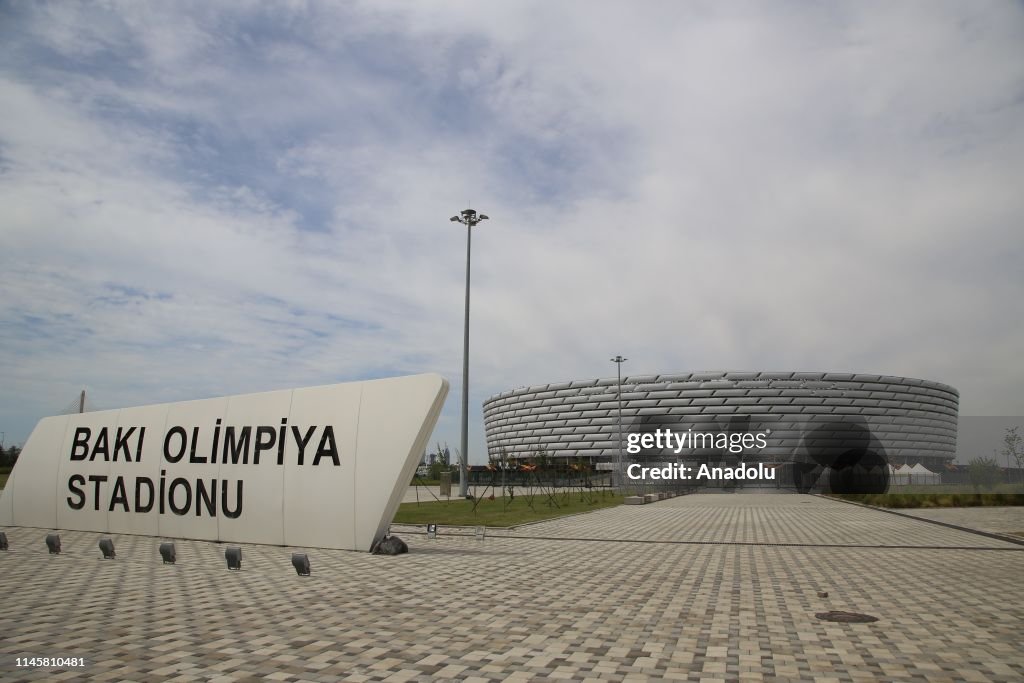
xmin=98 ymin=538 xmax=116 ymax=559
xmin=46 ymin=533 xmax=61 ymax=555
xmin=291 ymin=552 xmax=311 ymax=576
xmin=159 ymin=542 xmax=176 ymax=564
xmin=450 ymin=215 xmax=460 ymax=222
xmin=0 ymin=531 xmax=8 ymax=551
xmin=461 ymin=208 xmax=476 ymax=220
xmin=225 ymin=546 xmax=242 ymax=571
xmin=479 ymin=214 xmax=489 ymax=220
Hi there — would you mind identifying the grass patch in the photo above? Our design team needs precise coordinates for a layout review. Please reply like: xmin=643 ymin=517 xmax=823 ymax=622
xmin=830 ymin=492 xmax=1024 ymax=508
xmin=884 ymin=483 xmax=1024 ymax=495
xmin=393 ymin=492 xmax=624 ymax=527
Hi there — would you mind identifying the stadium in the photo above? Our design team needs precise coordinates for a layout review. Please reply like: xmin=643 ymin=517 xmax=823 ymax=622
xmin=482 ymin=371 xmax=959 ymax=491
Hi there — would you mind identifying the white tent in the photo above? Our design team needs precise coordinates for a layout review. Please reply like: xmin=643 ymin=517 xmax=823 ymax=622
xmin=890 ymin=462 xmax=941 ymax=486
xmin=889 ymin=463 xmax=912 ymax=486
xmin=907 ymin=463 xmax=941 ymax=485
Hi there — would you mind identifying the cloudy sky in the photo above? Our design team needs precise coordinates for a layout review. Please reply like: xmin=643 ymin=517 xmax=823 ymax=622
xmin=1 ymin=1 xmax=1022 ymax=460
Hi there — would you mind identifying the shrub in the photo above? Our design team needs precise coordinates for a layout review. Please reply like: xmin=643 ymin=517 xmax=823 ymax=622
xmin=968 ymin=457 xmax=1002 ymax=491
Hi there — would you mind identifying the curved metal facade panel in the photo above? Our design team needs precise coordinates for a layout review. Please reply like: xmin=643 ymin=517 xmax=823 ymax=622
xmin=483 ymin=371 xmax=959 ymax=468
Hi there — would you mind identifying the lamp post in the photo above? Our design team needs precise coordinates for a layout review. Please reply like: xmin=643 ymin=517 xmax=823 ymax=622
xmin=450 ymin=208 xmax=489 ymax=498
xmin=610 ymin=355 xmax=627 ymax=493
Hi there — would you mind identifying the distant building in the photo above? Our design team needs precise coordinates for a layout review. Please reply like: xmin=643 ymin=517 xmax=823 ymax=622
xmin=483 ymin=371 xmax=958 ymax=473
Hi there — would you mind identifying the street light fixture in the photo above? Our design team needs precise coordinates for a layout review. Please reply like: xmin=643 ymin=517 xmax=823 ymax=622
xmin=450 ymin=208 xmax=489 ymax=498
xmin=611 ymin=355 xmax=628 ymax=493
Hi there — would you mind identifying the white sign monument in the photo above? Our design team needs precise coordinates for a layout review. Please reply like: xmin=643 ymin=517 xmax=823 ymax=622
xmin=0 ymin=374 xmax=448 ymax=552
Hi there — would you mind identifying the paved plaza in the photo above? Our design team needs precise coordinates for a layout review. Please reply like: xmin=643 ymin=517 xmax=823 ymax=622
xmin=1 ymin=494 xmax=1022 ymax=682
xmin=890 ymin=505 xmax=1024 ymax=537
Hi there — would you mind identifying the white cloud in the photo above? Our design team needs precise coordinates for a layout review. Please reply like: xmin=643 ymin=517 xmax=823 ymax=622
xmin=1 ymin=1 xmax=1022 ymax=458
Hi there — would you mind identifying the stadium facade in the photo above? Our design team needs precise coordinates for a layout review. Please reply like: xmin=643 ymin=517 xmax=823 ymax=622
xmin=482 ymin=372 xmax=958 ymax=488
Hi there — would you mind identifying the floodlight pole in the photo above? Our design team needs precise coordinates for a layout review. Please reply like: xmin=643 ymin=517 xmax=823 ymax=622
xmin=611 ymin=355 xmax=628 ymax=493
xmin=450 ymin=208 xmax=489 ymax=498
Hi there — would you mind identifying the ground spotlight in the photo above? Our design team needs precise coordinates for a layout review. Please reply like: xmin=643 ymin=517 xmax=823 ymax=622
xmin=292 ymin=553 xmax=311 ymax=576
xmin=225 ymin=546 xmax=242 ymax=570
xmin=98 ymin=538 xmax=116 ymax=559
xmin=159 ymin=542 xmax=176 ymax=564
xmin=46 ymin=534 xmax=61 ymax=554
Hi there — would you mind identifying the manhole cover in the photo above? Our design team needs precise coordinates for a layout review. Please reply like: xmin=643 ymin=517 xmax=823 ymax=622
xmin=815 ymin=611 xmax=878 ymax=623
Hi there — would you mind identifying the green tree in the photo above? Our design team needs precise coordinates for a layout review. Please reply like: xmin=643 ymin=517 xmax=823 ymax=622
xmin=535 ymin=448 xmax=549 ymax=473
xmin=1000 ymin=426 xmax=1022 ymax=482
xmin=427 ymin=461 xmax=443 ymax=480
xmin=427 ymin=443 xmax=456 ymax=481
xmin=0 ymin=445 xmax=20 ymax=468
xmin=968 ymin=456 xmax=1001 ymax=490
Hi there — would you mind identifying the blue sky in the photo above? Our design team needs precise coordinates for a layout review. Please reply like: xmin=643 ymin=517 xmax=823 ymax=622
xmin=1 ymin=1 xmax=1022 ymax=460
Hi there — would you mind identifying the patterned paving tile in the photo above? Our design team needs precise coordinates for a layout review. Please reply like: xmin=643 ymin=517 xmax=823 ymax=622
xmin=0 ymin=494 xmax=1021 ymax=681
xmin=481 ymin=493 xmax=1024 ymax=548
xmin=889 ymin=505 xmax=1024 ymax=537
